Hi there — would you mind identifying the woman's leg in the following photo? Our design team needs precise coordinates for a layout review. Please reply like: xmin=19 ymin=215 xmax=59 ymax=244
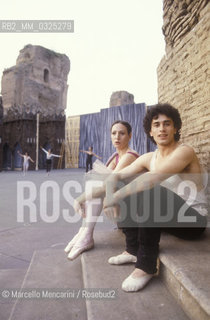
xmin=67 ymin=198 xmax=104 ymax=260
xmin=48 ymin=159 xmax=52 ymax=172
xmin=86 ymin=160 xmax=89 ymax=172
xmin=46 ymin=160 xmax=51 ymax=174
xmin=23 ymin=163 xmax=26 ymax=176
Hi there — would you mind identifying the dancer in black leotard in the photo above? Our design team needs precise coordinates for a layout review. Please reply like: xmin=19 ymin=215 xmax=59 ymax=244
xmin=80 ymin=147 xmax=102 ymax=172
xmin=41 ymin=147 xmax=61 ymax=176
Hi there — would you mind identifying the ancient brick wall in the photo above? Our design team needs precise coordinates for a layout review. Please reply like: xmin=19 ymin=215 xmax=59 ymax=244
xmin=157 ymin=0 xmax=210 ymax=172
xmin=109 ymin=91 xmax=135 ymax=107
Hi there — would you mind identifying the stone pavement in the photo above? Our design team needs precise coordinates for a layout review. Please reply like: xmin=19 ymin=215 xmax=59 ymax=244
xmin=0 ymin=169 xmax=209 ymax=320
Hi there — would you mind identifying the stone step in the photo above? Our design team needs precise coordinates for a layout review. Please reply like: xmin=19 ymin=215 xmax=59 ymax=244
xmin=81 ymin=229 xmax=190 ymax=320
xmin=159 ymin=228 xmax=210 ymax=320
xmin=9 ymin=249 xmax=87 ymax=320
xmin=0 ymin=269 xmax=26 ymax=320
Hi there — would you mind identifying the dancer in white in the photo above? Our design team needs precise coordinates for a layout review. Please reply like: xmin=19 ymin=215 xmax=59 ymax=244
xmin=41 ymin=147 xmax=61 ymax=176
xmin=18 ymin=151 xmax=34 ymax=176
xmin=64 ymin=120 xmax=139 ymax=260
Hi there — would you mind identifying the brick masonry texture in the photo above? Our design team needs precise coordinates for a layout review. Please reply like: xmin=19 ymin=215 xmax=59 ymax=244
xmin=157 ymin=1 xmax=210 ymax=205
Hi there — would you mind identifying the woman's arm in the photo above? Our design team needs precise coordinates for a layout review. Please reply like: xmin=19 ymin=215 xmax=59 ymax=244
xmin=113 ymin=153 xmax=140 ymax=173
xmin=92 ymin=153 xmax=102 ymax=160
xmin=18 ymin=151 xmax=24 ymax=158
xmin=104 ymin=153 xmax=150 ymax=206
xmin=74 ymin=152 xmax=144 ymax=212
xmin=51 ymin=154 xmax=61 ymax=158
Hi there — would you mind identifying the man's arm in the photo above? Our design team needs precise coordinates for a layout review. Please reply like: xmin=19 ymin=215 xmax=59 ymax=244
xmin=106 ymin=152 xmax=152 ymax=187
xmin=104 ymin=146 xmax=194 ymax=207
xmin=104 ymin=153 xmax=151 ymax=205
xmin=74 ymin=152 xmax=147 ymax=212
xmin=17 ymin=151 xmax=24 ymax=158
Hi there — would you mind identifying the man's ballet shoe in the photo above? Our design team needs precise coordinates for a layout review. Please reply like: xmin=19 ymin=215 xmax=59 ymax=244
xmin=108 ymin=253 xmax=137 ymax=265
xmin=67 ymin=239 xmax=94 ymax=260
xmin=64 ymin=228 xmax=84 ymax=253
xmin=122 ymin=273 xmax=153 ymax=292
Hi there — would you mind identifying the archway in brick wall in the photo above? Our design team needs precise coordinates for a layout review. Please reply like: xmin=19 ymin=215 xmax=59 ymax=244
xmin=14 ymin=142 xmax=22 ymax=170
xmin=3 ymin=143 xmax=12 ymax=170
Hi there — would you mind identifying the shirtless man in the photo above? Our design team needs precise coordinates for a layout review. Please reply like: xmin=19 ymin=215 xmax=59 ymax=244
xmin=103 ymin=103 xmax=208 ymax=292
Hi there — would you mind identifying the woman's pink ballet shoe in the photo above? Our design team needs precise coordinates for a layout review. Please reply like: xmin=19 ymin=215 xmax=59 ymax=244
xmin=64 ymin=228 xmax=84 ymax=253
xmin=67 ymin=239 xmax=94 ymax=260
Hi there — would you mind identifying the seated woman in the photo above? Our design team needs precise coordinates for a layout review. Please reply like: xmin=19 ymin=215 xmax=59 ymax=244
xmin=64 ymin=120 xmax=139 ymax=260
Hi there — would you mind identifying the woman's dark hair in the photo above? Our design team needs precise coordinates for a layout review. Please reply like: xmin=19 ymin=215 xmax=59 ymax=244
xmin=143 ymin=103 xmax=182 ymax=144
xmin=111 ymin=120 xmax=132 ymax=135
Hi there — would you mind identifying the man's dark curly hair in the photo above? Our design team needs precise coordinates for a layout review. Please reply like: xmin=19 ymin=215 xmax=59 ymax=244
xmin=143 ymin=103 xmax=182 ymax=144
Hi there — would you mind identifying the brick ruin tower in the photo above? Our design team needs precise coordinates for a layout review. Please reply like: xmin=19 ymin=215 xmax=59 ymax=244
xmin=1 ymin=44 xmax=70 ymax=170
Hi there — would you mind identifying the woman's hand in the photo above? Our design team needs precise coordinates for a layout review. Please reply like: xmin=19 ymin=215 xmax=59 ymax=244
xmin=103 ymin=193 xmax=118 ymax=209
xmin=73 ymin=199 xmax=86 ymax=218
xmin=104 ymin=173 xmax=119 ymax=200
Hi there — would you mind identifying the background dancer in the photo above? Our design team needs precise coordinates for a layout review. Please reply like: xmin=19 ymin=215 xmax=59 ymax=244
xmin=80 ymin=147 xmax=102 ymax=172
xmin=41 ymin=146 xmax=61 ymax=176
xmin=17 ymin=151 xmax=34 ymax=176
